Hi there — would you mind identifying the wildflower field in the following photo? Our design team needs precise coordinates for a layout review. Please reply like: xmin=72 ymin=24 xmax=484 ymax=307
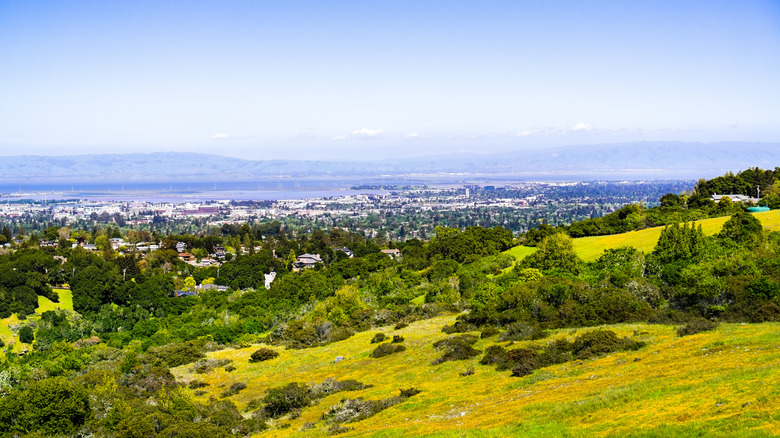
xmin=171 ymin=315 xmax=780 ymax=437
xmin=508 ymin=210 xmax=780 ymax=264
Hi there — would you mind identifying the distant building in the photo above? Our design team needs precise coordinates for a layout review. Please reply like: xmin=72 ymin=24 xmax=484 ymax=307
xmin=710 ymin=194 xmax=758 ymax=203
xmin=336 ymin=247 xmax=354 ymax=258
xmin=293 ymin=253 xmax=323 ymax=271
xmin=381 ymin=248 xmax=402 ymax=259
xmin=264 ymin=271 xmax=277 ymax=289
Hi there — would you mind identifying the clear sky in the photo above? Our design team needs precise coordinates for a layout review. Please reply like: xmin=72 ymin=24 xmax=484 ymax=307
xmin=1 ymin=0 xmax=779 ymax=161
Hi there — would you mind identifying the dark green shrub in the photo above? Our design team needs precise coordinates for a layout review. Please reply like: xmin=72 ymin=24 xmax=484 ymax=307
xmin=249 ymin=347 xmax=279 ymax=363
xmin=752 ymin=303 xmax=780 ymax=322
xmin=441 ymin=321 xmax=477 ymax=334
xmin=507 ymin=348 xmax=540 ymax=377
xmin=392 ymin=335 xmax=404 ymax=343
xmin=188 ymin=380 xmax=210 ymax=389
xmin=370 ymin=333 xmax=386 ymax=343
xmin=497 ymin=321 xmax=545 ymax=342
xmin=0 ymin=377 xmax=91 ymax=436
xmin=480 ymin=345 xmax=509 ymax=367
xmin=572 ymin=330 xmax=645 ymax=359
xmin=262 ymin=382 xmax=312 ymax=418
xmin=327 ymin=327 xmax=355 ymax=343
xmin=431 ymin=335 xmax=480 ymax=365
xmin=221 ymin=382 xmax=247 ymax=398
xmin=480 ymin=326 xmax=500 ymax=338
xmin=19 ymin=325 xmax=34 ymax=344
xmin=677 ymin=318 xmax=719 ymax=336
xmin=148 ymin=341 xmax=205 ymax=367
xmin=394 ymin=321 xmax=408 ymax=330
xmin=370 ymin=343 xmax=406 ymax=358
xmin=538 ymin=339 xmax=573 ymax=366
xmin=399 ymin=387 xmax=421 ymax=398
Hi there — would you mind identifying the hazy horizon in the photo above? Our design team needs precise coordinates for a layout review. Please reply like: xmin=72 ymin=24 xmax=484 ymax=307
xmin=2 ymin=1 xmax=779 ymax=161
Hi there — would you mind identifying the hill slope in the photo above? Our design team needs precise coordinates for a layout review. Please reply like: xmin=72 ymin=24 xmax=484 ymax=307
xmin=572 ymin=210 xmax=780 ymax=262
xmin=171 ymin=315 xmax=780 ymax=437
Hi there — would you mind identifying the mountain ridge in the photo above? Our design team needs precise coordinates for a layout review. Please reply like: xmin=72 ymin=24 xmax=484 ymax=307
xmin=1 ymin=141 xmax=777 ymax=181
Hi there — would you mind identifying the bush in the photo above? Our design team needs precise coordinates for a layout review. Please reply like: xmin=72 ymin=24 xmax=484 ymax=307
xmin=392 ymin=335 xmax=404 ymax=343
xmin=572 ymin=330 xmax=644 ymax=359
xmin=370 ymin=343 xmax=406 ymax=358
xmin=431 ymin=335 xmax=481 ymax=365
xmin=394 ymin=321 xmax=409 ymax=330
xmin=311 ymin=378 xmax=372 ymax=398
xmin=752 ymin=303 xmax=780 ymax=322
xmin=191 ymin=358 xmax=232 ymax=374
xmin=148 ymin=341 xmax=206 ymax=368
xmin=188 ymin=380 xmax=210 ymax=389
xmin=249 ymin=347 xmax=279 ymax=363
xmin=399 ymin=387 xmax=421 ymax=398
xmin=19 ymin=326 xmax=34 ymax=344
xmin=497 ymin=321 xmax=545 ymax=342
xmin=221 ymin=382 xmax=248 ymax=398
xmin=480 ymin=345 xmax=509 ymax=368
xmin=677 ymin=318 xmax=719 ymax=336
xmin=441 ymin=321 xmax=477 ymax=334
xmin=507 ymin=348 xmax=540 ymax=377
xmin=480 ymin=326 xmax=500 ymax=338
xmin=370 ymin=333 xmax=386 ymax=344
xmin=262 ymin=382 xmax=312 ymax=418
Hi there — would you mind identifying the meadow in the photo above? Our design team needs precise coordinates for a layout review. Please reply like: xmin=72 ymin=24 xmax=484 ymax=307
xmin=171 ymin=314 xmax=780 ymax=437
xmin=0 ymin=288 xmax=72 ymax=356
xmin=508 ymin=210 xmax=780 ymax=264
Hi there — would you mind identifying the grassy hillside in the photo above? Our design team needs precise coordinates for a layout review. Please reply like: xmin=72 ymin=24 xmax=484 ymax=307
xmin=0 ymin=289 xmax=73 ymax=356
xmin=171 ymin=315 xmax=780 ymax=437
xmin=508 ymin=210 xmax=780 ymax=264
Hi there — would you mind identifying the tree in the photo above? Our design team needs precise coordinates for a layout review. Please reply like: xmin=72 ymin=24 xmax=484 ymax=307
xmin=523 ymin=233 xmax=581 ymax=274
xmin=0 ymin=377 xmax=91 ymax=435
xmin=19 ymin=325 xmax=34 ymax=343
xmin=719 ymin=211 xmax=764 ymax=248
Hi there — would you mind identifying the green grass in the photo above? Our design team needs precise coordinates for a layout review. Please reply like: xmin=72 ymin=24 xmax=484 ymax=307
xmin=506 ymin=210 xmax=780 ymax=264
xmin=171 ymin=316 xmax=780 ymax=437
xmin=36 ymin=288 xmax=74 ymax=313
xmin=1 ymin=289 xmax=74 ymax=356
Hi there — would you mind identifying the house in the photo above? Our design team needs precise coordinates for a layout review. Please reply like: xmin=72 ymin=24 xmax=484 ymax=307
xmin=264 ymin=271 xmax=277 ymax=289
xmin=336 ymin=247 xmax=355 ymax=258
xmin=293 ymin=253 xmax=323 ymax=271
xmin=39 ymin=240 xmax=57 ymax=248
xmin=710 ymin=193 xmax=758 ymax=203
xmin=198 ymin=284 xmax=229 ymax=292
xmin=178 ymin=252 xmax=195 ymax=262
xmin=176 ymin=241 xmax=187 ymax=253
xmin=174 ymin=290 xmax=198 ymax=297
xmin=381 ymin=248 xmax=402 ymax=259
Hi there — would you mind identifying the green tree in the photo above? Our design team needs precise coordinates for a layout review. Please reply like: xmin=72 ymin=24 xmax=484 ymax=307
xmin=19 ymin=325 xmax=34 ymax=343
xmin=719 ymin=211 xmax=764 ymax=248
xmin=0 ymin=377 xmax=91 ymax=435
xmin=523 ymin=233 xmax=581 ymax=274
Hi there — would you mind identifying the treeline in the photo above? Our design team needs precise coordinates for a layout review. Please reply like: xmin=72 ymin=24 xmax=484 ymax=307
xmin=549 ymin=167 xmax=780 ymax=239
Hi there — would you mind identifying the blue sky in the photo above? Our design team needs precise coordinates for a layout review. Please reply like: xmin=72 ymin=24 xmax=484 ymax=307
xmin=1 ymin=0 xmax=778 ymax=161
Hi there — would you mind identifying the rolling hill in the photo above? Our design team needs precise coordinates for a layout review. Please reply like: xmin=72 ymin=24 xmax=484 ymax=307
xmin=170 ymin=314 xmax=780 ymax=437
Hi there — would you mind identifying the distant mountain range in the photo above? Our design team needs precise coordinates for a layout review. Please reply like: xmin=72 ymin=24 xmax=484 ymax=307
xmin=0 ymin=142 xmax=777 ymax=182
